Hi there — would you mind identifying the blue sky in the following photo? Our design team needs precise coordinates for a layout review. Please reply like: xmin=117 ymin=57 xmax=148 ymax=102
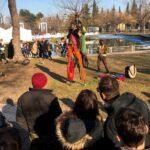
xmin=1 ymin=0 xmax=130 ymax=16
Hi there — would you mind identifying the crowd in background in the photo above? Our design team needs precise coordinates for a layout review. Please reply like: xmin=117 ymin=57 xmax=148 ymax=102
xmin=0 ymin=73 xmax=149 ymax=150
xmin=21 ymin=38 xmax=67 ymax=59
xmin=0 ymin=38 xmax=67 ymax=61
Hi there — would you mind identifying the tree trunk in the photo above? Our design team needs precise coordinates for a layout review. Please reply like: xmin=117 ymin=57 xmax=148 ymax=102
xmin=8 ymin=0 xmax=24 ymax=62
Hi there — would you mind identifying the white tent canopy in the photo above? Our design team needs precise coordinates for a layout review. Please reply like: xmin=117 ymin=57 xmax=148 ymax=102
xmin=0 ymin=27 xmax=32 ymax=43
xmin=0 ymin=27 xmax=7 ymax=42
xmin=5 ymin=27 xmax=32 ymax=43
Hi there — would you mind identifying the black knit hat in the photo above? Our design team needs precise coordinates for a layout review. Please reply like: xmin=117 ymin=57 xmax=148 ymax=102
xmin=63 ymin=118 xmax=86 ymax=143
xmin=0 ymin=112 xmax=6 ymax=128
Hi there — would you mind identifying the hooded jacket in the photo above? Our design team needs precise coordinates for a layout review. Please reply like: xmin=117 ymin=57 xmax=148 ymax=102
xmin=104 ymin=92 xmax=150 ymax=148
xmin=16 ymin=88 xmax=62 ymax=133
xmin=56 ymin=112 xmax=103 ymax=150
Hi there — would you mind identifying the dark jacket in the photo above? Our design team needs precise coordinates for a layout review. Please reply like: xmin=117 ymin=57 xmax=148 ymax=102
xmin=55 ymin=112 xmax=103 ymax=150
xmin=0 ymin=124 xmax=22 ymax=150
xmin=104 ymin=92 xmax=150 ymax=148
xmin=7 ymin=40 xmax=14 ymax=59
xmin=16 ymin=88 xmax=62 ymax=133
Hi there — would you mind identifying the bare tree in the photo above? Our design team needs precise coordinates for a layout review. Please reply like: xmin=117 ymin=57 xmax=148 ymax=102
xmin=56 ymin=0 xmax=102 ymax=14
xmin=8 ymin=0 xmax=24 ymax=62
xmin=56 ymin=0 xmax=94 ymax=14
xmin=139 ymin=0 xmax=150 ymax=32
xmin=46 ymin=15 xmax=64 ymax=33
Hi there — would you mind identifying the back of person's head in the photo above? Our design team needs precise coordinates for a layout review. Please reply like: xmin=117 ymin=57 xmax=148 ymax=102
xmin=32 ymin=73 xmax=47 ymax=89
xmin=98 ymin=76 xmax=120 ymax=101
xmin=115 ymin=108 xmax=148 ymax=148
xmin=73 ymin=89 xmax=99 ymax=120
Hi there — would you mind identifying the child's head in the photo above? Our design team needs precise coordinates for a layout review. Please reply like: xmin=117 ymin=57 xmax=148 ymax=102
xmin=115 ymin=108 xmax=148 ymax=148
xmin=97 ymin=76 xmax=120 ymax=101
xmin=73 ymin=89 xmax=99 ymax=120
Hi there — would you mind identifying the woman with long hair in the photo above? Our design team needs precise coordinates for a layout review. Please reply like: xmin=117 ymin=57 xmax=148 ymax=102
xmin=56 ymin=89 xmax=103 ymax=150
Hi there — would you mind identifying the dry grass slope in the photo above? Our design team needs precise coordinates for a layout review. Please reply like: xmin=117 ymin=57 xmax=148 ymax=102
xmin=0 ymin=53 xmax=149 ymax=112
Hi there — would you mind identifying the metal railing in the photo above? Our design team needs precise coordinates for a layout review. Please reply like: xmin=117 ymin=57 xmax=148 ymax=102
xmin=87 ymin=44 xmax=150 ymax=55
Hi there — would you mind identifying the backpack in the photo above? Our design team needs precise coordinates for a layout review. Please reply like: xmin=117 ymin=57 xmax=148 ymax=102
xmin=125 ymin=65 xmax=137 ymax=79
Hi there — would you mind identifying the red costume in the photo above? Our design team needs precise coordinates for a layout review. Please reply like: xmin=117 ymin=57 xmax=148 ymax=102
xmin=67 ymin=28 xmax=86 ymax=82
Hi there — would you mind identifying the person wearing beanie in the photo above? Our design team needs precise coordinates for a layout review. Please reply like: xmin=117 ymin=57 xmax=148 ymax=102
xmin=31 ymin=72 xmax=48 ymax=89
xmin=16 ymin=72 xmax=62 ymax=141
xmin=97 ymin=76 xmax=150 ymax=149
xmin=55 ymin=89 xmax=104 ymax=150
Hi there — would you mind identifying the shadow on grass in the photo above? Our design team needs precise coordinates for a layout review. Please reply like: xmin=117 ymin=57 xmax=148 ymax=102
xmin=86 ymin=66 xmax=98 ymax=72
xmin=137 ymin=68 xmax=150 ymax=75
xmin=142 ymin=92 xmax=150 ymax=99
xmin=0 ymin=73 xmax=21 ymax=92
xmin=0 ymin=80 xmax=15 ymax=87
xmin=36 ymin=64 xmax=67 ymax=83
xmin=52 ymin=58 xmax=67 ymax=65
xmin=60 ymin=98 xmax=74 ymax=109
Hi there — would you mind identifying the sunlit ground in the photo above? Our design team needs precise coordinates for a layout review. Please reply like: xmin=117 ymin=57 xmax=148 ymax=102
xmin=0 ymin=53 xmax=149 ymax=112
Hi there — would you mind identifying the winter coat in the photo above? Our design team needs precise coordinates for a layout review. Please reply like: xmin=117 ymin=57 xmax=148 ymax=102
xmin=16 ymin=88 xmax=62 ymax=133
xmin=31 ymin=42 xmax=38 ymax=54
xmin=7 ymin=41 xmax=14 ymax=59
xmin=56 ymin=112 xmax=104 ymax=150
xmin=0 ymin=123 xmax=22 ymax=150
xmin=104 ymin=92 xmax=150 ymax=148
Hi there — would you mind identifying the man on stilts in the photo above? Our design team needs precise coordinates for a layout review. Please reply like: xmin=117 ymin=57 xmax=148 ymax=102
xmin=66 ymin=14 xmax=86 ymax=85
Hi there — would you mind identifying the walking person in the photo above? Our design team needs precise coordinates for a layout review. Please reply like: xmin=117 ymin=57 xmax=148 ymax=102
xmin=43 ymin=40 xmax=49 ymax=59
xmin=22 ymin=43 xmax=30 ymax=58
xmin=38 ymin=39 xmax=45 ymax=58
xmin=48 ymin=43 xmax=53 ymax=60
xmin=97 ymin=39 xmax=109 ymax=73
xmin=60 ymin=38 xmax=66 ymax=57
xmin=31 ymin=40 xmax=38 ymax=58
xmin=7 ymin=39 xmax=14 ymax=59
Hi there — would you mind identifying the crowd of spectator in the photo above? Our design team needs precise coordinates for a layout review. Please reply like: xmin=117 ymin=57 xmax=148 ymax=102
xmin=21 ymin=38 xmax=67 ymax=59
xmin=0 ymin=73 xmax=149 ymax=150
xmin=0 ymin=38 xmax=67 ymax=61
